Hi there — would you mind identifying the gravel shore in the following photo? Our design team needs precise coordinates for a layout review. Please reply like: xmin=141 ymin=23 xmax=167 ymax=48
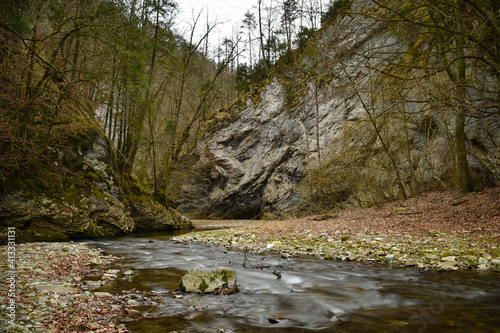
xmin=0 ymin=242 xmax=163 ymax=333
xmin=177 ymin=188 xmax=500 ymax=272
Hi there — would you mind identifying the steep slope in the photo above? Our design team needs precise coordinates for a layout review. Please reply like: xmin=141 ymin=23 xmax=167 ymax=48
xmin=0 ymin=125 xmax=192 ymax=243
xmin=177 ymin=0 xmax=499 ymax=219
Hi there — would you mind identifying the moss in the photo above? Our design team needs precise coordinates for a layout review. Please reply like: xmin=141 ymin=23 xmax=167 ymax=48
xmin=15 ymin=227 xmax=70 ymax=243
xmin=78 ymin=227 xmax=117 ymax=238
xmin=198 ymin=279 xmax=209 ymax=293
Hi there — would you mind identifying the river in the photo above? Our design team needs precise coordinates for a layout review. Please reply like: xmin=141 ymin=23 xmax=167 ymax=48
xmin=85 ymin=230 xmax=500 ymax=333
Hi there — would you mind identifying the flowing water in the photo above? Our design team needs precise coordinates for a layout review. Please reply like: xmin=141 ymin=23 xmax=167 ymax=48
xmin=85 ymin=230 xmax=500 ymax=333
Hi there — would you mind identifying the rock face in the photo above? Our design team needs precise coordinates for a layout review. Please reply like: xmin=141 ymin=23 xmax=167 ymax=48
xmin=177 ymin=0 xmax=500 ymax=219
xmin=177 ymin=79 xmax=307 ymax=219
xmin=179 ymin=269 xmax=237 ymax=293
xmin=0 ymin=131 xmax=192 ymax=242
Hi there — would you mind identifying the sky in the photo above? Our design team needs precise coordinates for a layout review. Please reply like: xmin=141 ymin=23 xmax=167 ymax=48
xmin=177 ymin=0 xmax=253 ymax=41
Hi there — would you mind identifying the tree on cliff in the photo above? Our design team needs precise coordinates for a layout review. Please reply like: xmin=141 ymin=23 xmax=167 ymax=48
xmin=369 ymin=0 xmax=500 ymax=193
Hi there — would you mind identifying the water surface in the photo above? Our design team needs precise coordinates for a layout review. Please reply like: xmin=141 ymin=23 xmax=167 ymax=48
xmin=85 ymin=231 xmax=500 ymax=332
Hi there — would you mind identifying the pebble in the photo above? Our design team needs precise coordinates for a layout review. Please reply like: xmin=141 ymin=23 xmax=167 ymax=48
xmin=384 ymin=254 xmax=395 ymax=262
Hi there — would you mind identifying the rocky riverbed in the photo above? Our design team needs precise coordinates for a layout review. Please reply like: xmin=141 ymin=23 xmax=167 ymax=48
xmin=0 ymin=242 xmax=167 ymax=333
xmin=176 ymin=188 xmax=500 ymax=272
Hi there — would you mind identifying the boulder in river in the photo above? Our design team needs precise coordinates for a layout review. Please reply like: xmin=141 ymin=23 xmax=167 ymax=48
xmin=179 ymin=268 xmax=237 ymax=293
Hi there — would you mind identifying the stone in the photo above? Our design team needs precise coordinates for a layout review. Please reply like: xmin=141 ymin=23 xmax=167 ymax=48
xmin=428 ymin=230 xmax=444 ymax=237
xmin=437 ymin=260 xmax=459 ymax=271
xmin=94 ymin=292 xmax=113 ymax=297
xmin=266 ymin=241 xmax=282 ymax=249
xmin=127 ymin=299 xmax=139 ymax=305
xmin=85 ymin=323 xmax=102 ymax=330
xmin=477 ymin=264 xmax=490 ymax=271
xmin=478 ymin=257 xmax=490 ymax=266
xmin=441 ymin=256 xmax=456 ymax=262
xmin=385 ymin=254 xmax=395 ymax=262
xmin=405 ymin=258 xmax=418 ymax=267
xmin=33 ymin=269 xmax=48 ymax=275
xmin=425 ymin=254 xmax=438 ymax=263
xmin=179 ymin=269 xmax=237 ymax=293
xmin=34 ymin=283 xmax=76 ymax=293
xmin=102 ymin=273 xmax=117 ymax=280
xmin=491 ymin=260 xmax=500 ymax=272
xmin=341 ymin=235 xmax=351 ymax=242
xmin=348 ymin=252 xmax=357 ymax=261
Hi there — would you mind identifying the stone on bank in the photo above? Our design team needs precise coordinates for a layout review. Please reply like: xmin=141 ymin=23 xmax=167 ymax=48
xmin=179 ymin=268 xmax=237 ymax=293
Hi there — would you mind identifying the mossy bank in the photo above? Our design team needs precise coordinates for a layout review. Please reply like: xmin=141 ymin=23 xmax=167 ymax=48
xmin=0 ymin=126 xmax=193 ymax=243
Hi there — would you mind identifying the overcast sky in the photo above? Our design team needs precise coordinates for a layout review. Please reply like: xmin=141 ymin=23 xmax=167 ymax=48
xmin=177 ymin=0 xmax=253 ymax=40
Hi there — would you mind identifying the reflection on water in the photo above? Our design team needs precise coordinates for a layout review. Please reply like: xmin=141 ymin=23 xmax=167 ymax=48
xmin=85 ymin=231 xmax=500 ymax=333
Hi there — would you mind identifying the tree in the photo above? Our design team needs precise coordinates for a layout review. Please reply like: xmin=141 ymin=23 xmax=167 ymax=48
xmin=281 ymin=0 xmax=298 ymax=53
xmin=242 ymin=11 xmax=256 ymax=68
xmin=368 ymin=0 xmax=500 ymax=192
xmin=258 ymin=0 xmax=269 ymax=73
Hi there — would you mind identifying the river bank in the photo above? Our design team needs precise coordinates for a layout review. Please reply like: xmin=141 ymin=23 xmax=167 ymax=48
xmin=0 ymin=242 xmax=146 ymax=333
xmin=177 ymin=188 xmax=500 ymax=272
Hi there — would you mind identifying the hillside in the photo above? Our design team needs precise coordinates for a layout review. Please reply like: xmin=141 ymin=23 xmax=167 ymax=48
xmin=0 ymin=0 xmax=194 ymax=242
xmin=176 ymin=0 xmax=500 ymax=219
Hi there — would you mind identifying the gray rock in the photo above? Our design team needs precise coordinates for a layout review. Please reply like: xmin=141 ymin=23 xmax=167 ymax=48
xmin=478 ymin=257 xmax=490 ymax=266
xmin=347 ymin=252 xmax=357 ymax=261
xmin=94 ymin=292 xmax=113 ymax=297
xmin=477 ymin=264 xmax=490 ymax=271
xmin=437 ymin=260 xmax=459 ymax=271
xmin=491 ymin=260 xmax=500 ymax=272
xmin=384 ymin=254 xmax=395 ymax=262
xmin=34 ymin=283 xmax=76 ymax=293
xmin=405 ymin=258 xmax=418 ymax=267
xmin=179 ymin=269 xmax=237 ymax=293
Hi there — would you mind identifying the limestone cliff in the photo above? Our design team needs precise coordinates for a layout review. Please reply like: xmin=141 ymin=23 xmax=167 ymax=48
xmin=0 ymin=128 xmax=192 ymax=243
xmin=177 ymin=0 xmax=500 ymax=219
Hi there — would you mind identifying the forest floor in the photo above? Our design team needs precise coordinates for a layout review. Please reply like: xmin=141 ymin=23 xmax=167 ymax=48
xmin=180 ymin=187 xmax=500 ymax=272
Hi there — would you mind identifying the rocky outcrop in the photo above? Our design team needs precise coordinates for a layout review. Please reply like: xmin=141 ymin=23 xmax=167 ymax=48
xmin=177 ymin=0 xmax=499 ymax=219
xmin=177 ymin=79 xmax=307 ymax=219
xmin=179 ymin=268 xmax=237 ymax=293
xmin=0 ymin=130 xmax=192 ymax=243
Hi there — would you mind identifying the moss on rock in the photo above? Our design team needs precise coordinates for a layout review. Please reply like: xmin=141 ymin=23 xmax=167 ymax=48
xmin=179 ymin=268 xmax=237 ymax=293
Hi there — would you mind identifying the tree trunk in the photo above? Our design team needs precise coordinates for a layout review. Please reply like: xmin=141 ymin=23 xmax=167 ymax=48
xmin=454 ymin=0 xmax=474 ymax=192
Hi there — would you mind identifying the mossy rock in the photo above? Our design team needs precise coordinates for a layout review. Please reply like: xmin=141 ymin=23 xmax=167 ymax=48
xmin=179 ymin=268 xmax=237 ymax=293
